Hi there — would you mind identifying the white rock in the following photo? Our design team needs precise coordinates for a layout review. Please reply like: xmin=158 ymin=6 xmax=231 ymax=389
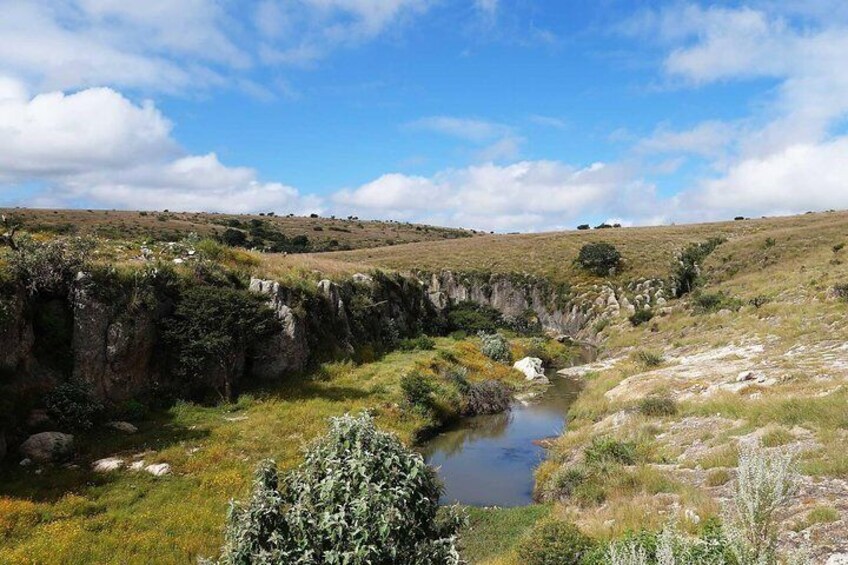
xmin=737 ymin=370 xmax=755 ymax=382
xmin=513 ymin=357 xmax=549 ymax=382
xmin=20 ymin=458 xmax=31 ymax=467
xmin=352 ymin=273 xmax=373 ymax=284
xmin=107 ymin=421 xmax=138 ymax=434
xmin=129 ymin=460 xmax=146 ymax=471
xmin=826 ymin=554 xmax=848 ymax=565
xmin=92 ymin=457 xmax=124 ymax=473
xmin=172 ymin=258 xmax=184 ymax=264
xmin=145 ymin=463 xmax=171 ymax=477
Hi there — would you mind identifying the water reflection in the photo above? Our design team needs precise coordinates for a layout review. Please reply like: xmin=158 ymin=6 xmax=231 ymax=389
xmin=421 ymin=375 xmax=582 ymax=507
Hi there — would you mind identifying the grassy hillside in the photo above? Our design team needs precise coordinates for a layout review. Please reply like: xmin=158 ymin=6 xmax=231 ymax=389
xmin=0 ymin=207 xmax=477 ymax=252
xmin=329 ymin=210 xmax=848 ymax=284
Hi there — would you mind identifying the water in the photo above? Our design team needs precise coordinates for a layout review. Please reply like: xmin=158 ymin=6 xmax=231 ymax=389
xmin=421 ymin=374 xmax=582 ymax=507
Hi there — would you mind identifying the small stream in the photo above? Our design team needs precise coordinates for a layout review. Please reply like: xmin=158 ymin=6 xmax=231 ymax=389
xmin=421 ymin=372 xmax=582 ymax=507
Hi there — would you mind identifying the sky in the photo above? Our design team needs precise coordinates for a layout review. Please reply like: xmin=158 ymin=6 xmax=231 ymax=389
xmin=1 ymin=0 xmax=848 ymax=232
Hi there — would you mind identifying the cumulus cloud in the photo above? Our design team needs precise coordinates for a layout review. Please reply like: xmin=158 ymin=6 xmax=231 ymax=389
xmin=0 ymin=79 xmax=317 ymax=214
xmin=333 ymin=160 xmax=659 ymax=231
xmin=628 ymin=3 xmax=848 ymax=221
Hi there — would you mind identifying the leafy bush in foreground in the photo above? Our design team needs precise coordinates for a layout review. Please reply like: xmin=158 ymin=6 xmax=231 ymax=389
xmin=516 ymin=519 xmax=594 ymax=565
xmin=479 ymin=332 xmax=512 ymax=364
xmin=577 ymin=242 xmax=622 ymax=276
xmin=210 ymin=413 xmax=462 ymax=564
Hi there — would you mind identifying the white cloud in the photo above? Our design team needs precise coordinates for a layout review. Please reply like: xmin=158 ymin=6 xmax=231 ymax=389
xmin=405 ymin=116 xmax=510 ymax=142
xmin=629 ymin=3 xmax=848 ymax=221
xmin=333 ymin=160 xmax=658 ymax=231
xmin=0 ymin=79 xmax=176 ymax=177
xmin=0 ymin=80 xmax=317 ymax=215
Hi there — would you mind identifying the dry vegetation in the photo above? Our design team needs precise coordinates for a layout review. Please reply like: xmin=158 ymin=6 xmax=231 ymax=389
xmin=0 ymin=207 xmax=477 ymax=251
xmin=331 ymin=210 xmax=848 ymax=284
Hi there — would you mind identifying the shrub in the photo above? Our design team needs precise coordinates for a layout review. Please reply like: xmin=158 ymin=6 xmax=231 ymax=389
xmin=548 ymin=467 xmax=588 ymax=498
xmin=629 ymin=309 xmax=654 ymax=326
xmin=693 ymin=292 xmax=743 ymax=313
xmin=210 ymin=413 xmax=462 ymax=564
xmin=9 ymin=235 xmax=95 ymax=296
xmin=516 ymin=520 xmax=594 ymax=565
xmin=398 ymin=335 xmax=436 ymax=351
xmin=833 ymin=283 xmax=848 ymax=302
xmin=638 ymin=395 xmax=677 ymax=417
xmin=162 ymin=286 xmax=280 ymax=400
xmin=748 ymin=295 xmax=771 ymax=309
xmin=584 ymin=436 xmax=636 ymax=467
xmin=446 ymin=302 xmax=504 ymax=334
xmin=672 ymin=238 xmax=725 ymax=297
xmin=479 ymin=332 xmax=512 ymax=364
xmin=577 ymin=224 xmax=590 ymax=230
xmin=45 ymin=380 xmax=104 ymax=430
xmin=577 ymin=242 xmax=622 ymax=276
xmin=464 ymin=380 xmax=512 ymax=415
xmin=400 ymin=372 xmax=437 ymax=413
xmin=833 ymin=243 xmax=845 ymax=253
xmin=724 ymin=441 xmax=798 ymax=565
xmin=220 ymin=228 xmax=247 ymax=247
xmin=117 ymin=399 xmax=149 ymax=421
xmin=636 ymin=350 xmax=664 ymax=367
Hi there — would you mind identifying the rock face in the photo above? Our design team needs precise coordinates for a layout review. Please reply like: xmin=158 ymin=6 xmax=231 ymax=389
xmin=0 ymin=289 xmax=34 ymax=374
xmin=72 ymin=279 xmax=163 ymax=403
xmin=513 ymin=357 xmax=549 ymax=382
xmin=107 ymin=421 xmax=138 ymax=434
xmin=19 ymin=432 xmax=74 ymax=464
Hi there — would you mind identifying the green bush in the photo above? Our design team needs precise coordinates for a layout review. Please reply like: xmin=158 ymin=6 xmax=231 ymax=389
xmin=117 ymin=399 xmax=149 ymax=421
xmin=672 ymin=237 xmax=725 ymax=297
xmin=398 ymin=335 xmax=436 ymax=351
xmin=8 ymin=235 xmax=94 ymax=296
xmin=210 ymin=413 xmax=462 ymax=564
xmin=584 ymin=436 xmax=636 ymax=467
xmin=400 ymin=372 xmax=437 ymax=413
xmin=479 ymin=332 xmax=512 ymax=364
xmin=446 ymin=302 xmax=504 ymax=334
xmin=638 ymin=395 xmax=677 ymax=417
xmin=162 ymin=285 xmax=280 ymax=399
xmin=628 ymin=309 xmax=654 ymax=327
xmin=516 ymin=520 xmax=594 ymax=565
xmin=45 ymin=380 xmax=104 ymax=430
xmin=833 ymin=283 xmax=848 ymax=302
xmin=693 ymin=291 xmax=743 ymax=313
xmin=577 ymin=242 xmax=622 ymax=276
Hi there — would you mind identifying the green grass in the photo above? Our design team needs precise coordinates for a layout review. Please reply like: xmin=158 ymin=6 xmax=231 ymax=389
xmin=460 ymin=505 xmax=552 ymax=565
xmin=0 ymin=337 xmax=538 ymax=564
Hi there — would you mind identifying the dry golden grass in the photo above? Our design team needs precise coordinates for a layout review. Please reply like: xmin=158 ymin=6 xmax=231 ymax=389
xmin=330 ymin=210 xmax=848 ymax=284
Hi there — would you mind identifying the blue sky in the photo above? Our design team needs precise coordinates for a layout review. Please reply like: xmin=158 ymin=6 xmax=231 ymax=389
xmin=1 ymin=1 xmax=848 ymax=232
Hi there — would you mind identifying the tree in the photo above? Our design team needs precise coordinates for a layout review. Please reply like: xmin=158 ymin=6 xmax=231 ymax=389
xmin=210 ymin=413 xmax=463 ymax=564
xmin=577 ymin=242 xmax=622 ymax=276
xmin=221 ymin=228 xmax=247 ymax=248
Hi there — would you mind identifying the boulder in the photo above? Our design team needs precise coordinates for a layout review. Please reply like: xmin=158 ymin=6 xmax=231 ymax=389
xmin=20 ymin=432 xmax=74 ymax=464
xmin=826 ymin=555 xmax=848 ymax=565
xmin=513 ymin=357 xmax=549 ymax=383
xmin=107 ymin=421 xmax=138 ymax=434
xmin=92 ymin=457 xmax=124 ymax=472
xmin=352 ymin=273 xmax=373 ymax=284
xmin=145 ymin=463 xmax=171 ymax=477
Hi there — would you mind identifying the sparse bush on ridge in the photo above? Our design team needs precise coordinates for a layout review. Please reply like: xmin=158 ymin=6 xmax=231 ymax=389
xmin=636 ymin=350 xmax=664 ymax=367
xmin=832 ymin=283 xmax=848 ymax=302
xmin=577 ymin=242 xmax=622 ymax=276
xmin=209 ymin=413 xmax=463 ymax=565
xmin=8 ymin=235 xmax=94 ymax=296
